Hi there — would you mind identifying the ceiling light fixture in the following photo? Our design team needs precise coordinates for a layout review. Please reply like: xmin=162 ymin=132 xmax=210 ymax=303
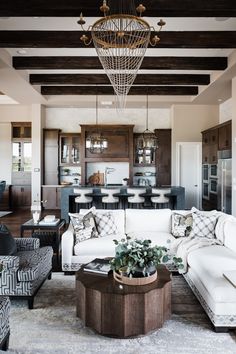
xmin=78 ymin=0 xmax=165 ymax=110
xmin=86 ymin=94 xmax=108 ymax=154
xmin=138 ymin=95 xmax=158 ymax=150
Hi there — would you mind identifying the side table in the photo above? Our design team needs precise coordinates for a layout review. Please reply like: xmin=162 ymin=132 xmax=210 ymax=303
xmin=20 ymin=219 xmax=66 ymax=265
xmin=76 ymin=265 xmax=171 ymax=338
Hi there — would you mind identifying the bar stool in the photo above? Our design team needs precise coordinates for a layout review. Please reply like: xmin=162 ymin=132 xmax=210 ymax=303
xmin=101 ymin=188 xmax=120 ymax=209
xmin=74 ymin=188 xmax=93 ymax=212
xmin=151 ymin=188 xmax=171 ymax=209
xmin=127 ymin=188 xmax=146 ymax=208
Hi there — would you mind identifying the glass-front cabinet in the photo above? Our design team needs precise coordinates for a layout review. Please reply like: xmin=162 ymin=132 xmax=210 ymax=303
xmin=59 ymin=133 xmax=81 ymax=185
xmin=60 ymin=134 xmax=80 ymax=165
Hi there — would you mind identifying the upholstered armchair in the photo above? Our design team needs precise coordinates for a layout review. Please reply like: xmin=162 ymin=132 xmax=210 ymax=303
xmin=0 ymin=296 xmax=10 ymax=351
xmin=0 ymin=238 xmax=53 ymax=309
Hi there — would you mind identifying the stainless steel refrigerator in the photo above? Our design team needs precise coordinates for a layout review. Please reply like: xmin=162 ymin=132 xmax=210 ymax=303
xmin=217 ymin=150 xmax=232 ymax=214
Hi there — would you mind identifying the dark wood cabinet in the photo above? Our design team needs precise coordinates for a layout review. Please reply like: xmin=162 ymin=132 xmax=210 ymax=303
xmin=42 ymin=186 xmax=61 ymax=209
xmin=155 ymin=129 xmax=171 ymax=186
xmin=10 ymin=185 xmax=31 ymax=209
xmin=12 ymin=122 xmax=31 ymax=139
xmin=202 ymin=128 xmax=218 ymax=164
xmin=133 ymin=129 xmax=171 ymax=187
xmin=218 ymin=121 xmax=232 ymax=151
xmin=80 ymin=125 xmax=134 ymax=185
xmin=43 ymin=129 xmax=60 ymax=185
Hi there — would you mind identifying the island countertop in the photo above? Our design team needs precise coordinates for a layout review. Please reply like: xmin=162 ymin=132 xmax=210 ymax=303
xmin=60 ymin=185 xmax=185 ymax=223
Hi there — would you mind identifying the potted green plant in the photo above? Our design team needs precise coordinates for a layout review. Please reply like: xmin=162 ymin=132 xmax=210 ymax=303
xmin=63 ymin=168 xmax=70 ymax=175
xmin=110 ymin=236 xmax=183 ymax=285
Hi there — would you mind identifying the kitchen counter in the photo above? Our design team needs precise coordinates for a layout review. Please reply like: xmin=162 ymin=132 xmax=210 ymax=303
xmin=61 ymin=185 xmax=185 ymax=223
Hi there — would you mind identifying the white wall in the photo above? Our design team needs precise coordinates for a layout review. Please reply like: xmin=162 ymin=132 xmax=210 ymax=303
xmin=171 ymin=104 xmax=219 ymax=185
xmin=45 ymin=107 xmax=171 ymax=133
xmin=220 ymin=98 xmax=233 ymax=124
xmin=232 ymin=78 xmax=236 ymax=216
xmin=0 ymin=123 xmax=12 ymax=184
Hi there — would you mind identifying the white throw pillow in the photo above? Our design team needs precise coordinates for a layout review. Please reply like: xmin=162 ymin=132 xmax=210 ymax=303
xmin=94 ymin=211 xmax=118 ymax=237
xmin=172 ymin=212 xmax=192 ymax=237
xmin=190 ymin=207 xmax=219 ymax=239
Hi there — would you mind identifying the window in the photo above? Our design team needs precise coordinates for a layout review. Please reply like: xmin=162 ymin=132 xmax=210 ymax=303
xmin=12 ymin=142 xmax=32 ymax=172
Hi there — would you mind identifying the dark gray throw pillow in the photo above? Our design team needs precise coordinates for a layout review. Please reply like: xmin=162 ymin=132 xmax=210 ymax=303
xmin=0 ymin=224 xmax=17 ymax=255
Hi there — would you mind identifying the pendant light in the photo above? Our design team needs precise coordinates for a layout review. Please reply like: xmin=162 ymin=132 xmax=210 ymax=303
xmin=86 ymin=95 xmax=108 ymax=154
xmin=138 ymin=95 xmax=158 ymax=150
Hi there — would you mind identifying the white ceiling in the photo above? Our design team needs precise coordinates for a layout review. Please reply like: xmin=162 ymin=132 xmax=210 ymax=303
xmin=0 ymin=16 xmax=236 ymax=107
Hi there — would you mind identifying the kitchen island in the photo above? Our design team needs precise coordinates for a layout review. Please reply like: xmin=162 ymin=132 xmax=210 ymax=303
xmin=60 ymin=185 xmax=185 ymax=223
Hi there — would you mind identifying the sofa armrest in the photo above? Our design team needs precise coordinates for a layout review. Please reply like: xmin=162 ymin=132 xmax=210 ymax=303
xmin=0 ymin=255 xmax=19 ymax=270
xmin=15 ymin=237 xmax=40 ymax=251
xmin=61 ymin=224 xmax=74 ymax=270
xmin=0 ymin=256 xmax=19 ymax=295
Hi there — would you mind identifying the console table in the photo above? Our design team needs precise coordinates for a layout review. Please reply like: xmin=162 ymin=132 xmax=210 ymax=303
xmin=76 ymin=265 xmax=171 ymax=338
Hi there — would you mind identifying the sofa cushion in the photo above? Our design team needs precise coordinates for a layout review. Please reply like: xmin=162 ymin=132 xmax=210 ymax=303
xmin=190 ymin=207 xmax=219 ymax=239
xmin=73 ymin=233 xmax=124 ymax=258
xmin=94 ymin=211 xmax=118 ymax=237
xmin=172 ymin=211 xmax=192 ymax=237
xmin=188 ymin=245 xmax=236 ymax=303
xmin=0 ymin=224 xmax=17 ymax=255
xmin=125 ymin=209 xmax=172 ymax=234
xmin=126 ymin=231 xmax=175 ymax=249
xmin=16 ymin=246 xmax=53 ymax=282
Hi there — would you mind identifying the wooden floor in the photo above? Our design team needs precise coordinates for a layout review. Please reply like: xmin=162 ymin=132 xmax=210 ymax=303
xmin=0 ymin=208 xmax=62 ymax=271
xmin=0 ymin=208 xmax=61 ymax=237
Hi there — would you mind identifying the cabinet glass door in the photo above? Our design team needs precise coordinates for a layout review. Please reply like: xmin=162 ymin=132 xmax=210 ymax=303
xmin=61 ymin=137 xmax=70 ymax=164
xmin=71 ymin=137 xmax=80 ymax=164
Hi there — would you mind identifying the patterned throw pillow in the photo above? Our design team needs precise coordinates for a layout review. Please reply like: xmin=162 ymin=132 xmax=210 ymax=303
xmin=69 ymin=209 xmax=98 ymax=244
xmin=190 ymin=207 xmax=219 ymax=239
xmin=94 ymin=212 xmax=118 ymax=237
xmin=172 ymin=212 xmax=193 ymax=237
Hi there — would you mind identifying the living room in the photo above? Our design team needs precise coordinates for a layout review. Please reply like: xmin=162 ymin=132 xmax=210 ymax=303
xmin=0 ymin=1 xmax=236 ymax=353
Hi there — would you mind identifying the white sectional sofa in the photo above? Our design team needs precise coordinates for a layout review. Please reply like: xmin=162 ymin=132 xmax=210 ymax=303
xmin=61 ymin=208 xmax=236 ymax=331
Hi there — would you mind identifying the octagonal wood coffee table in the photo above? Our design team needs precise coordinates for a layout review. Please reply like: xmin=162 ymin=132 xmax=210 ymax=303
xmin=76 ymin=264 xmax=171 ymax=338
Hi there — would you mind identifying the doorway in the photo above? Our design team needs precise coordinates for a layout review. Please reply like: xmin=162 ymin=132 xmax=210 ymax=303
xmin=176 ymin=142 xmax=202 ymax=210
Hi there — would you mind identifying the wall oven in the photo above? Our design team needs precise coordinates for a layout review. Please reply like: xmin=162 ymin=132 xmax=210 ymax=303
xmin=209 ymin=178 xmax=217 ymax=194
xmin=210 ymin=164 xmax=217 ymax=178
xmin=202 ymin=181 xmax=209 ymax=200
xmin=202 ymin=164 xmax=209 ymax=182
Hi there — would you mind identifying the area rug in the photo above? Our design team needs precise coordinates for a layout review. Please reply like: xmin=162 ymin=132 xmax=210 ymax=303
xmin=7 ymin=273 xmax=236 ymax=354
xmin=0 ymin=211 xmax=12 ymax=218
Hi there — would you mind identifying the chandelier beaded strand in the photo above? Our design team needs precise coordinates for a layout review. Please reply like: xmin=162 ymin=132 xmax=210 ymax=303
xmin=78 ymin=0 xmax=165 ymax=110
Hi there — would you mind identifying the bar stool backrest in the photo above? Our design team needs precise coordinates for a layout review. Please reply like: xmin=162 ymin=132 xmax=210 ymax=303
xmin=74 ymin=188 xmax=93 ymax=203
xmin=101 ymin=188 xmax=120 ymax=203
xmin=151 ymin=188 xmax=171 ymax=204
xmin=127 ymin=188 xmax=146 ymax=203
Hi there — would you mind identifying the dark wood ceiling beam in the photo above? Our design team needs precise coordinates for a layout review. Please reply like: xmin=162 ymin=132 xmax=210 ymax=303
xmin=13 ymin=56 xmax=228 ymax=71
xmin=30 ymin=73 xmax=210 ymax=85
xmin=1 ymin=31 xmax=236 ymax=48
xmin=41 ymin=86 xmax=198 ymax=96
xmin=0 ymin=0 xmax=235 ymax=17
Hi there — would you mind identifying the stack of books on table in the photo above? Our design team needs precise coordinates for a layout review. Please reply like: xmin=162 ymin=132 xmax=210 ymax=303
xmin=83 ymin=258 xmax=111 ymax=276
xmin=39 ymin=215 xmax=60 ymax=225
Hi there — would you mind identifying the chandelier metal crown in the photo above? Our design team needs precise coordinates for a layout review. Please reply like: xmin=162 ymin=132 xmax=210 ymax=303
xmin=78 ymin=0 xmax=165 ymax=110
